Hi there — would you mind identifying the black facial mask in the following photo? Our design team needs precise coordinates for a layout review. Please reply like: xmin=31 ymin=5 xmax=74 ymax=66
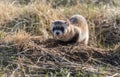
xmin=53 ymin=27 xmax=65 ymax=33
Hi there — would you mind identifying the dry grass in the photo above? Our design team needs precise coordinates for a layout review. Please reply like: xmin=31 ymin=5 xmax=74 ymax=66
xmin=0 ymin=0 xmax=120 ymax=77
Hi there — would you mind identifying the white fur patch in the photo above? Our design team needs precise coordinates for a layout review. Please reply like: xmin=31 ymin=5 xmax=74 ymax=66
xmin=54 ymin=30 xmax=63 ymax=36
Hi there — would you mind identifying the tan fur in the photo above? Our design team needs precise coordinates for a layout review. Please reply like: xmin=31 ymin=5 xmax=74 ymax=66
xmin=51 ymin=14 xmax=89 ymax=45
xmin=70 ymin=15 xmax=89 ymax=45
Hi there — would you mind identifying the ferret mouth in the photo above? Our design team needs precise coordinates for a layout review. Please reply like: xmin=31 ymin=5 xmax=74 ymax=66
xmin=56 ymin=37 xmax=60 ymax=39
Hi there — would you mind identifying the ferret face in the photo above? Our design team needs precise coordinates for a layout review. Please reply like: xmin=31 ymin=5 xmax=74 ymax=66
xmin=51 ymin=20 xmax=69 ymax=39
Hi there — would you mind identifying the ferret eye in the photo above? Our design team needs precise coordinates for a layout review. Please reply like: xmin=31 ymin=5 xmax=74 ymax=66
xmin=60 ymin=27 xmax=64 ymax=32
xmin=53 ymin=27 xmax=56 ymax=31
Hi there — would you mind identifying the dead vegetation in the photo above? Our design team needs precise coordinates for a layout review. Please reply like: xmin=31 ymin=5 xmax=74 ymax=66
xmin=0 ymin=0 xmax=120 ymax=77
xmin=0 ymin=36 xmax=120 ymax=77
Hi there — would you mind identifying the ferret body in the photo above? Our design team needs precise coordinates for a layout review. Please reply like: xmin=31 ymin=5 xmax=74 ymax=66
xmin=51 ymin=14 xmax=89 ymax=45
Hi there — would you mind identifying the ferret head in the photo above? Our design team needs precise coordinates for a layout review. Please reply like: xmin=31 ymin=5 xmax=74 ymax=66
xmin=50 ymin=20 xmax=70 ymax=39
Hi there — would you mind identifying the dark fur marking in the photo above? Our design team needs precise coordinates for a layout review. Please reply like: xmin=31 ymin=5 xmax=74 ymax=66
xmin=57 ymin=32 xmax=79 ymax=45
xmin=69 ymin=17 xmax=78 ymax=24
xmin=53 ymin=27 xmax=64 ymax=32
xmin=54 ymin=21 xmax=64 ymax=25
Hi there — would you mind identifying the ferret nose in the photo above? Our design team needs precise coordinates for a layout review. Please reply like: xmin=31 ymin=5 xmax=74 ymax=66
xmin=56 ymin=32 xmax=60 ymax=35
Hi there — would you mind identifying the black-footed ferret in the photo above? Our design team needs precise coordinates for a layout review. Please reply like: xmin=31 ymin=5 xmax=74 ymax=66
xmin=50 ymin=14 xmax=89 ymax=45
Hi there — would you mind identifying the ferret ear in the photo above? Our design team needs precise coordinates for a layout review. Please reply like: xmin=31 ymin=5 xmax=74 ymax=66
xmin=65 ymin=19 xmax=70 ymax=26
